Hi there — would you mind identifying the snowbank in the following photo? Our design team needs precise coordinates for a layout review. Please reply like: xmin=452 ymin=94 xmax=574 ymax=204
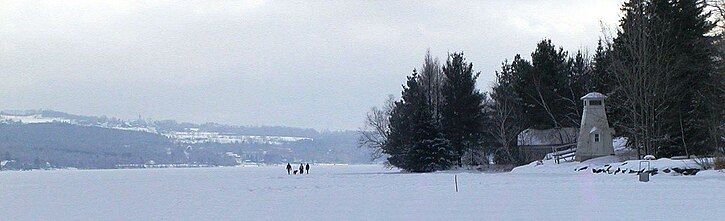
xmin=513 ymin=155 xmax=710 ymax=175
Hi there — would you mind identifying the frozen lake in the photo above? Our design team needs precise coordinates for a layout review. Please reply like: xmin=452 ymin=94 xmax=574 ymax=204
xmin=1 ymin=164 xmax=723 ymax=220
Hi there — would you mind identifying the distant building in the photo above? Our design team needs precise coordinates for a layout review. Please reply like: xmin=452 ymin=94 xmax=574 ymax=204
xmin=518 ymin=127 xmax=578 ymax=162
xmin=575 ymin=92 xmax=615 ymax=161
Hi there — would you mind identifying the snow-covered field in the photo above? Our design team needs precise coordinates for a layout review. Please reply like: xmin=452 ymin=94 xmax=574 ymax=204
xmin=1 ymin=164 xmax=723 ymax=221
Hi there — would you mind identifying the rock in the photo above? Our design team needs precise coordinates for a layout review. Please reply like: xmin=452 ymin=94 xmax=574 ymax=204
xmin=636 ymin=168 xmax=645 ymax=175
xmin=647 ymin=168 xmax=658 ymax=176
xmin=682 ymin=168 xmax=700 ymax=175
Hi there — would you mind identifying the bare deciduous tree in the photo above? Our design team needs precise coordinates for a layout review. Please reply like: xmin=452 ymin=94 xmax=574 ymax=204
xmin=357 ymin=95 xmax=395 ymax=160
xmin=418 ymin=49 xmax=445 ymax=121
xmin=489 ymin=63 xmax=525 ymax=165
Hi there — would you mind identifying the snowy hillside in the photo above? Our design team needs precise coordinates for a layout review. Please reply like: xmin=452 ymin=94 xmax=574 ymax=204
xmin=1 ymin=165 xmax=723 ymax=220
xmin=0 ymin=111 xmax=313 ymax=145
xmin=0 ymin=110 xmax=374 ymax=169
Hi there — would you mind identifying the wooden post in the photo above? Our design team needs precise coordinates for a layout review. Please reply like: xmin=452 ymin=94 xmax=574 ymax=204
xmin=454 ymin=175 xmax=458 ymax=192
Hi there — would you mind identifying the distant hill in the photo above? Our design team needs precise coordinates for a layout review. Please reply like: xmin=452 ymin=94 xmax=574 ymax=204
xmin=0 ymin=123 xmax=184 ymax=169
xmin=0 ymin=110 xmax=373 ymax=170
xmin=0 ymin=109 xmax=320 ymax=138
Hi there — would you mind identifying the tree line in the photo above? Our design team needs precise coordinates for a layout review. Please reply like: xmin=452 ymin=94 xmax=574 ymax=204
xmin=359 ymin=0 xmax=725 ymax=172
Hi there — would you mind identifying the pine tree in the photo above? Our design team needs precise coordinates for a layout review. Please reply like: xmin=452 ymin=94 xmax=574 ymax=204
xmin=563 ymin=50 xmax=589 ymax=127
xmin=513 ymin=39 xmax=574 ymax=129
xmin=384 ymin=71 xmax=455 ymax=172
xmin=609 ymin=0 xmax=722 ymax=158
xmin=660 ymin=0 xmax=720 ymax=157
xmin=489 ymin=61 xmax=525 ymax=165
xmin=590 ymin=39 xmax=613 ymax=94
xmin=408 ymin=116 xmax=455 ymax=172
xmin=385 ymin=73 xmax=420 ymax=169
xmin=440 ymin=53 xmax=486 ymax=167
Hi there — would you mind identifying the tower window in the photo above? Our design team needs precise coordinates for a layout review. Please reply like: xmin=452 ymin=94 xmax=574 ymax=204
xmin=589 ymin=100 xmax=602 ymax=106
xmin=594 ymin=134 xmax=600 ymax=142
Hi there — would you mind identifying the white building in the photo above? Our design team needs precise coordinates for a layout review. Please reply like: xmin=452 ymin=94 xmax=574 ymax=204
xmin=517 ymin=127 xmax=578 ymax=162
xmin=575 ymin=92 xmax=615 ymax=161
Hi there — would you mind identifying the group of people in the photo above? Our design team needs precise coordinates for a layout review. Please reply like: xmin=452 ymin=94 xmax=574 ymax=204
xmin=286 ymin=163 xmax=310 ymax=175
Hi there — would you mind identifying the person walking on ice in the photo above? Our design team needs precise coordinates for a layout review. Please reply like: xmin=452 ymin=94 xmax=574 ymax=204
xmin=299 ymin=164 xmax=304 ymax=175
xmin=305 ymin=163 xmax=310 ymax=174
xmin=286 ymin=163 xmax=292 ymax=175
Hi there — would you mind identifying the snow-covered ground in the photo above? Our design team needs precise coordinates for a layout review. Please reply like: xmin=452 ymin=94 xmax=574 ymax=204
xmin=1 ymin=165 xmax=723 ymax=221
xmin=513 ymin=155 xmax=711 ymax=175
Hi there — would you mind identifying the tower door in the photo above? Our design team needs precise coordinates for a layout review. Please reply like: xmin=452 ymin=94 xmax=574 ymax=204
xmin=590 ymin=133 xmax=602 ymax=152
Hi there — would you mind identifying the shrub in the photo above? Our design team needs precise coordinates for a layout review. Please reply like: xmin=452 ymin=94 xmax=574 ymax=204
xmin=693 ymin=156 xmax=713 ymax=170
xmin=714 ymin=157 xmax=725 ymax=170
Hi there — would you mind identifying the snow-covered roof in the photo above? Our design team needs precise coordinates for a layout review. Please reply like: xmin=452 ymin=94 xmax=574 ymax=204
xmin=580 ymin=92 xmax=606 ymax=100
xmin=517 ymin=127 xmax=578 ymax=146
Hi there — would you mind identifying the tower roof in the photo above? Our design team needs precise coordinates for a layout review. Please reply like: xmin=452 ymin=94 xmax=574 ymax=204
xmin=581 ymin=92 xmax=606 ymax=100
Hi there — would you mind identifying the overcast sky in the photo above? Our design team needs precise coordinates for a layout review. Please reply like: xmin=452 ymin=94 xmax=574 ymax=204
xmin=1 ymin=0 xmax=624 ymax=130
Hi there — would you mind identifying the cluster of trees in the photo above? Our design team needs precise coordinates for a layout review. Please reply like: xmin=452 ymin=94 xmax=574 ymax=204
xmin=361 ymin=0 xmax=725 ymax=172
xmin=488 ymin=39 xmax=597 ymax=165
xmin=603 ymin=0 xmax=725 ymax=158
xmin=360 ymin=52 xmax=487 ymax=172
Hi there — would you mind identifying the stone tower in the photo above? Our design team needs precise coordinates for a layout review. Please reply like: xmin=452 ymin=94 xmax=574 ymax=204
xmin=576 ymin=92 xmax=614 ymax=161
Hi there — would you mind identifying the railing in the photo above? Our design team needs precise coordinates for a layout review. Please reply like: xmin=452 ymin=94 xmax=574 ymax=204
xmin=548 ymin=143 xmax=577 ymax=164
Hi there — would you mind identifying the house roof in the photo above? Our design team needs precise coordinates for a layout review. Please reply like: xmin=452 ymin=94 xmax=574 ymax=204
xmin=517 ymin=127 xmax=578 ymax=146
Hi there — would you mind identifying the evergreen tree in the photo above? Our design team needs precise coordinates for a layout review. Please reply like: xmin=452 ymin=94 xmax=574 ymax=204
xmin=513 ymin=39 xmax=574 ymax=129
xmin=608 ymin=0 xmax=722 ymax=157
xmin=563 ymin=50 xmax=589 ymax=127
xmin=384 ymin=71 xmax=456 ymax=172
xmin=385 ymin=73 xmax=419 ymax=169
xmin=589 ymin=39 xmax=614 ymax=94
xmin=407 ymin=115 xmax=455 ymax=172
xmin=659 ymin=0 xmax=720 ymax=157
xmin=489 ymin=61 xmax=525 ymax=165
xmin=440 ymin=53 xmax=486 ymax=167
